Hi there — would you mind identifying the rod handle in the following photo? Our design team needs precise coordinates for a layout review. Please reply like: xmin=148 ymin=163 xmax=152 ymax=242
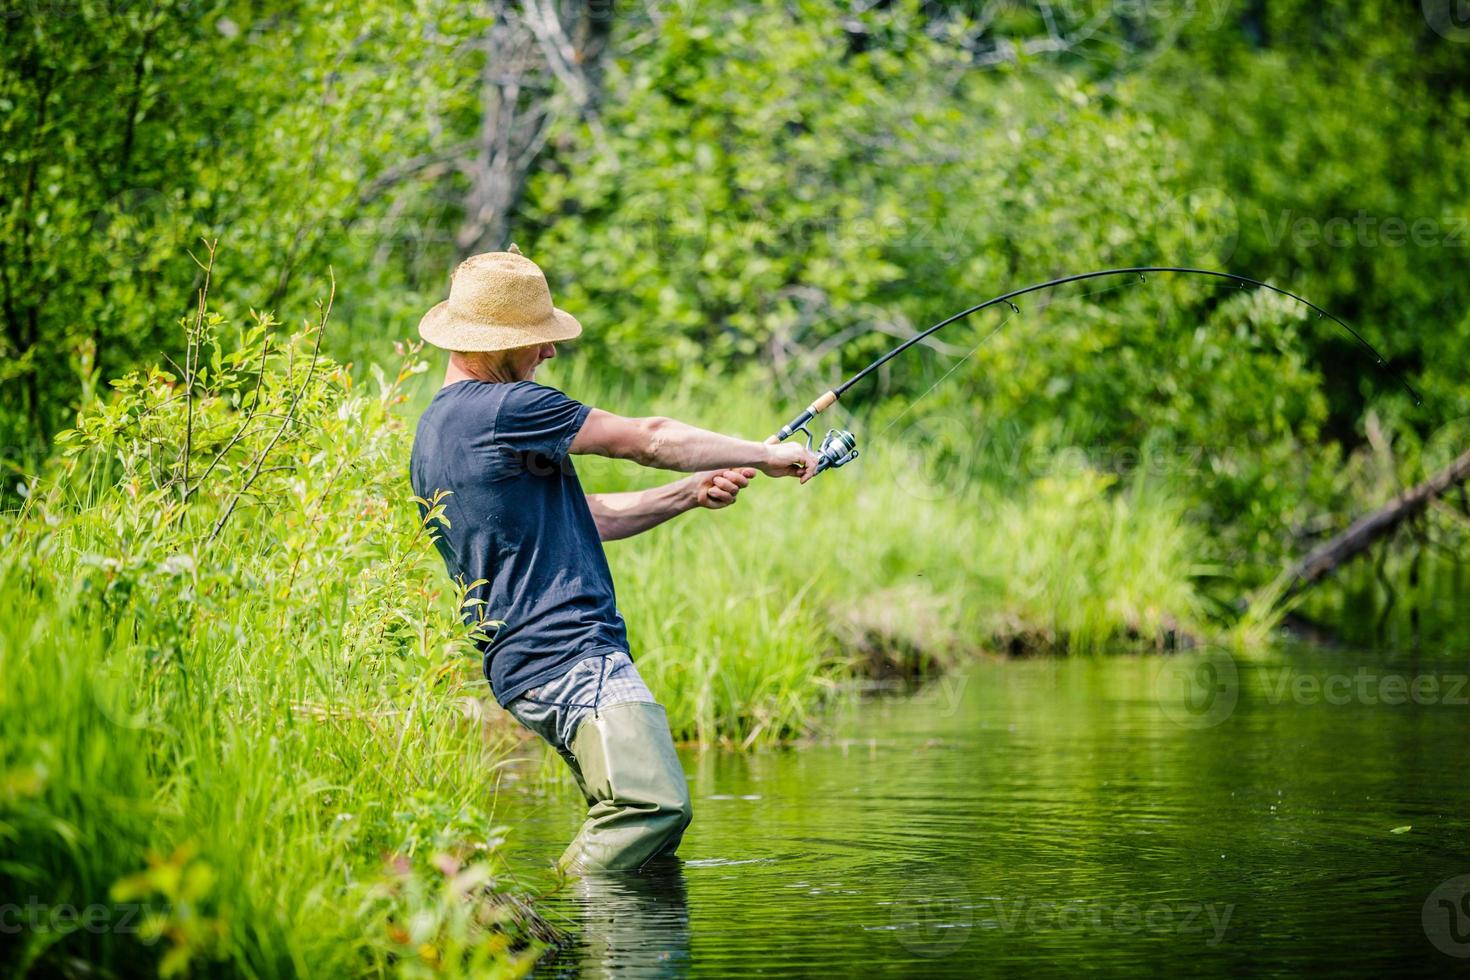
xmin=769 ymin=390 xmax=837 ymax=443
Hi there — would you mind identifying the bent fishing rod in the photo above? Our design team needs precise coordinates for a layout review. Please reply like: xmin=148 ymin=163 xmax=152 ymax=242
xmin=765 ymin=266 xmax=1423 ymax=473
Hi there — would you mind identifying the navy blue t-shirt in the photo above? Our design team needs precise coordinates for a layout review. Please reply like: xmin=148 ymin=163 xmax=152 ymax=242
xmin=409 ymin=380 xmax=628 ymax=705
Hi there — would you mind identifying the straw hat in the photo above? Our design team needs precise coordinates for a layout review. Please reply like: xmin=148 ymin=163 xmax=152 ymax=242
xmin=418 ymin=245 xmax=582 ymax=352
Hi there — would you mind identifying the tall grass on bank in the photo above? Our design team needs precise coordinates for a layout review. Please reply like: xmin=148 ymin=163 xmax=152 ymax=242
xmin=1 ymin=281 xmax=543 ymax=976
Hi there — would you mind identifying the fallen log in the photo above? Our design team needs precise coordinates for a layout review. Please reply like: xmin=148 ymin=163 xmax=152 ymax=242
xmin=1283 ymin=445 xmax=1470 ymax=595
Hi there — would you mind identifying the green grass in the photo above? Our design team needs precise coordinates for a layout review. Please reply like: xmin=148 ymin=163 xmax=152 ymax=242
xmin=1 ymin=317 xmax=547 ymax=976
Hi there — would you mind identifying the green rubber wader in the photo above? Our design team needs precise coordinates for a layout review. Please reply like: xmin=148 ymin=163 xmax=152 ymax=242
xmin=557 ymin=701 xmax=693 ymax=873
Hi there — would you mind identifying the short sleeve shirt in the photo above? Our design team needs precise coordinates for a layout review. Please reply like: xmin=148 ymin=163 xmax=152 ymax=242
xmin=409 ymin=380 xmax=629 ymax=705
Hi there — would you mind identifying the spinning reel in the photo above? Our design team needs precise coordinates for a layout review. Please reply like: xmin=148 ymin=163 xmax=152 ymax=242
xmin=805 ymin=426 xmax=859 ymax=474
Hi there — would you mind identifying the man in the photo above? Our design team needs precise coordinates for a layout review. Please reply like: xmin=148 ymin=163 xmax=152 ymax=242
xmin=409 ymin=247 xmax=818 ymax=873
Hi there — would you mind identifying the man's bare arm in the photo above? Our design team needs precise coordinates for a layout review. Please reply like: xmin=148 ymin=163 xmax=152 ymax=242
xmin=569 ymin=409 xmax=817 ymax=482
xmin=586 ymin=468 xmax=756 ymax=541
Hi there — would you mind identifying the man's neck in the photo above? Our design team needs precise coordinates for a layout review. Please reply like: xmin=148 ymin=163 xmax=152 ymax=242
xmin=444 ymin=355 xmax=520 ymax=387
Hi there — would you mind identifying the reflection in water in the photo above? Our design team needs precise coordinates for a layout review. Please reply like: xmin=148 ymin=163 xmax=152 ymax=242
xmin=536 ymin=862 xmax=689 ymax=979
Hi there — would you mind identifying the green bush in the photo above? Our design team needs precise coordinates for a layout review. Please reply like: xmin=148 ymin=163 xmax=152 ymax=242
xmin=1 ymin=279 xmax=544 ymax=976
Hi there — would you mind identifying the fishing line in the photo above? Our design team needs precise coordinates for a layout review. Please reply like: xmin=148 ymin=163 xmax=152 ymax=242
xmin=769 ymin=266 xmax=1422 ymax=476
xmin=1048 ymin=272 xmax=1148 ymax=307
xmin=877 ymin=309 xmax=1017 ymax=439
xmin=876 ymin=274 xmax=1151 ymax=438
xmin=838 ymin=268 xmax=1420 ymax=403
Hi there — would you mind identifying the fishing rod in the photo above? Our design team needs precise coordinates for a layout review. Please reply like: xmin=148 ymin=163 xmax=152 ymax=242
xmin=766 ymin=266 xmax=1423 ymax=473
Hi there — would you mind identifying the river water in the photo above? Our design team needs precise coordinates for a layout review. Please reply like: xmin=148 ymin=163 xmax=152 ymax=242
xmin=494 ymin=637 xmax=1470 ymax=977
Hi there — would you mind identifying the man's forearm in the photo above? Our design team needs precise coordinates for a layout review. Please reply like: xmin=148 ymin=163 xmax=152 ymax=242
xmin=586 ymin=477 xmax=700 ymax=542
xmin=638 ymin=418 xmax=773 ymax=472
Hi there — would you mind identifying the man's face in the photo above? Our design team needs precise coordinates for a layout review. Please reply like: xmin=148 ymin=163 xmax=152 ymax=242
xmin=508 ymin=343 xmax=557 ymax=382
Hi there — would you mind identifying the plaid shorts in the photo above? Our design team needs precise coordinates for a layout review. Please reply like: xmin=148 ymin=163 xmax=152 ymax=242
xmin=504 ymin=651 xmax=656 ymax=752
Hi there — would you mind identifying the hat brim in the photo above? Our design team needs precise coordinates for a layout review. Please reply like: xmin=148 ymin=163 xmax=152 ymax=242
xmin=418 ymin=303 xmax=582 ymax=352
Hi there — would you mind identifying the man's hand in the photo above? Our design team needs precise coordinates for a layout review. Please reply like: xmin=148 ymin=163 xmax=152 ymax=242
xmin=758 ymin=442 xmax=820 ymax=484
xmin=694 ymin=467 xmax=757 ymax=509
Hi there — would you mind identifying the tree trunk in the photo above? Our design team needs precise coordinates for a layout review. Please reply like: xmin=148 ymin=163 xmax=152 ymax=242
xmin=1282 ymin=446 xmax=1470 ymax=594
xmin=455 ymin=0 xmax=612 ymax=257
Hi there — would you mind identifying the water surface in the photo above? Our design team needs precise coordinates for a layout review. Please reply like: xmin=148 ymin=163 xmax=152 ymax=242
xmin=495 ymin=640 xmax=1470 ymax=977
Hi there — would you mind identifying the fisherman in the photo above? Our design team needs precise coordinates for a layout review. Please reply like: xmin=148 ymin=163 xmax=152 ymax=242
xmin=409 ymin=247 xmax=818 ymax=873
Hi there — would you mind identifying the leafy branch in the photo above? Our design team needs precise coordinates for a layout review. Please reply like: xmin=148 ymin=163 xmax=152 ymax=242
xmin=206 ymin=270 xmax=335 ymax=546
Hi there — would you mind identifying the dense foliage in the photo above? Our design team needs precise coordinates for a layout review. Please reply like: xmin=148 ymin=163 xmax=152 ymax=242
xmin=5 ymin=0 xmax=1466 ymax=573
xmin=520 ymin=0 xmax=1469 ymax=570
xmin=0 ymin=0 xmax=490 ymax=449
